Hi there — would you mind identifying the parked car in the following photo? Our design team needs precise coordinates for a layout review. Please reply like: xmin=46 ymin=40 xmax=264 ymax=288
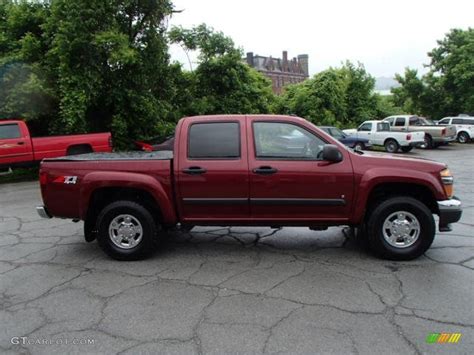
xmin=37 ymin=114 xmax=462 ymax=261
xmin=0 ymin=119 xmax=112 ymax=171
xmin=319 ymin=126 xmax=371 ymax=150
xmin=134 ymin=134 xmax=175 ymax=152
xmin=383 ymin=115 xmax=456 ymax=149
xmin=343 ymin=120 xmax=425 ymax=153
xmin=437 ymin=116 xmax=474 ymax=144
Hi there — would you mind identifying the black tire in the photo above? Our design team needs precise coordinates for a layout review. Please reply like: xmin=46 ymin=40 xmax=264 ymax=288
xmin=457 ymin=132 xmax=470 ymax=144
xmin=354 ymin=142 xmax=365 ymax=151
xmin=384 ymin=139 xmax=399 ymax=153
xmin=421 ymin=134 xmax=433 ymax=149
xmin=96 ymin=200 xmax=161 ymax=260
xmin=366 ymin=196 xmax=435 ymax=260
xmin=400 ymin=146 xmax=413 ymax=153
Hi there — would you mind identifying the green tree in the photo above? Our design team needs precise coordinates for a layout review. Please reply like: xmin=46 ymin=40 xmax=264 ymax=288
xmin=45 ymin=0 xmax=177 ymax=146
xmin=277 ymin=62 xmax=378 ymax=127
xmin=0 ymin=0 xmax=54 ymax=134
xmin=169 ymin=24 xmax=275 ymax=116
xmin=391 ymin=68 xmax=425 ymax=114
xmin=393 ymin=28 xmax=474 ymax=118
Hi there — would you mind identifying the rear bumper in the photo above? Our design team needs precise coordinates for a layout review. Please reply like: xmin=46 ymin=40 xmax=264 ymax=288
xmin=434 ymin=136 xmax=456 ymax=143
xmin=36 ymin=205 xmax=52 ymax=219
xmin=437 ymin=197 xmax=462 ymax=232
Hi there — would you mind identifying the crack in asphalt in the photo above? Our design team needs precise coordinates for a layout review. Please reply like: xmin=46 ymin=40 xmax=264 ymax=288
xmin=1 ymin=160 xmax=474 ymax=354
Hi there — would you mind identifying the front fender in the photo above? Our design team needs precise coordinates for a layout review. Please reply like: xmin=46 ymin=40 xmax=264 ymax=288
xmin=352 ymin=167 xmax=446 ymax=223
xmin=79 ymin=171 xmax=177 ymax=224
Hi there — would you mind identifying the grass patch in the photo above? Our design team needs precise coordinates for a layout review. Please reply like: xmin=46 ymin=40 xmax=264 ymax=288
xmin=0 ymin=167 xmax=39 ymax=184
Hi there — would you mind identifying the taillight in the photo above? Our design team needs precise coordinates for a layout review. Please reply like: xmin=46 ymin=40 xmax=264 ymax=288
xmin=39 ymin=171 xmax=49 ymax=186
xmin=141 ymin=143 xmax=153 ymax=152
xmin=406 ymin=134 xmax=412 ymax=141
xmin=441 ymin=128 xmax=446 ymax=136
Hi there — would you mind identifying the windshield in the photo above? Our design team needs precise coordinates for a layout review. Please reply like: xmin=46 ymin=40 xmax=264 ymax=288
xmin=330 ymin=127 xmax=345 ymax=139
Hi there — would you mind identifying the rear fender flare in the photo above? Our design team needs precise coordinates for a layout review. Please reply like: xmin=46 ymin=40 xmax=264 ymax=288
xmin=79 ymin=171 xmax=177 ymax=223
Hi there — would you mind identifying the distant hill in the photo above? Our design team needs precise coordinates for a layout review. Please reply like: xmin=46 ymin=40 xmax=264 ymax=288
xmin=375 ymin=77 xmax=400 ymax=91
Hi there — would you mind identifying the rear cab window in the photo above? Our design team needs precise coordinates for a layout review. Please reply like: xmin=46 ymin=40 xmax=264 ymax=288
xmin=188 ymin=122 xmax=240 ymax=159
xmin=0 ymin=123 xmax=21 ymax=139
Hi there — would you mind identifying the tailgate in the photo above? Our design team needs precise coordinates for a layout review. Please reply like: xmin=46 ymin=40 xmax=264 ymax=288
xmin=446 ymin=125 xmax=457 ymax=137
xmin=412 ymin=131 xmax=425 ymax=142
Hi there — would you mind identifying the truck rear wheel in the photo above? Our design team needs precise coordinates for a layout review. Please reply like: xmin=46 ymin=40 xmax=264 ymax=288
xmin=384 ymin=139 xmax=399 ymax=153
xmin=366 ymin=196 xmax=435 ymax=260
xmin=457 ymin=132 xmax=470 ymax=144
xmin=96 ymin=200 xmax=161 ymax=260
xmin=421 ymin=135 xmax=433 ymax=149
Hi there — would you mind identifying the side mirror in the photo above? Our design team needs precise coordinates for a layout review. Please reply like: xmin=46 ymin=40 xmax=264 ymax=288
xmin=322 ymin=144 xmax=343 ymax=163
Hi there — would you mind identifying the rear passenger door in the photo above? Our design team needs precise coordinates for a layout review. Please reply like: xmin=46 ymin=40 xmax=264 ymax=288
xmin=176 ymin=117 xmax=250 ymax=221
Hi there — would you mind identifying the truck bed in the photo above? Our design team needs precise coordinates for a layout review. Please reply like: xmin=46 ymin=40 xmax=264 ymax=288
xmin=40 ymin=150 xmax=174 ymax=220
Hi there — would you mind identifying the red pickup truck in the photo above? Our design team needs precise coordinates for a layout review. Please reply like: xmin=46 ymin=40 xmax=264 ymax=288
xmin=0 ymin=119 xmax=112 ymax=171
xmin=37 ymin=115 xmax=462 ymax=261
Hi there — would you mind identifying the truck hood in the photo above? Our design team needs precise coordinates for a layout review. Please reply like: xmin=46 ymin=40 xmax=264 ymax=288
xmin=352 ymin=151 xmax=446 ymax=173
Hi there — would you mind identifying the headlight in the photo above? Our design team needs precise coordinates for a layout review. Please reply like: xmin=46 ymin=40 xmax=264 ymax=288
xmin=440 ymin=168 xmax=454 ymax=198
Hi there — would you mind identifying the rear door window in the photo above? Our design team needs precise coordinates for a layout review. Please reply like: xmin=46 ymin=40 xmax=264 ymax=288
xmin=395 ymin=117 xmax=405 ymax=126
xmin=452 ymin=118 xmax=464 ymax=124
xmin=409 ymin=117 xmax=421 ymax=126
xmin=188 ymin=122 xmax=240 ymax=159
xmin=0 ymin=124 xmax=21 ymax=139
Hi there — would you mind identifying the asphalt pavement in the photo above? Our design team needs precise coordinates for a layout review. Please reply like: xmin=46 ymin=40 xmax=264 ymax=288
xmin=0 ymin=144 xmax=473 ymax=354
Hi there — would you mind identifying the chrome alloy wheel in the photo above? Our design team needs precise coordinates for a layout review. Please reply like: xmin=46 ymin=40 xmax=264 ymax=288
xmin=382 ymin=211 xmax=420 ymax=248
xmin=108 ymin=214 xmax=143 ymax=249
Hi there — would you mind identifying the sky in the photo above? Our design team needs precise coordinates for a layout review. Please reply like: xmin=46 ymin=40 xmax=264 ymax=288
xmin=168 ymin=0 xmax=473 ymax=78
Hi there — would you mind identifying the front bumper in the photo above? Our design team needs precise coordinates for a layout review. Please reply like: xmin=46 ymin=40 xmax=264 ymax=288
xmin=36 ymin=205 xmax=52 ymax=219
xmin=437 ymin=197 xmax=462 ymax=232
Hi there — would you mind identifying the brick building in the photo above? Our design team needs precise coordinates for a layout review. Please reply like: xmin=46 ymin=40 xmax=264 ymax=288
xmin=245 ymin=51 xmax=309 ymax=94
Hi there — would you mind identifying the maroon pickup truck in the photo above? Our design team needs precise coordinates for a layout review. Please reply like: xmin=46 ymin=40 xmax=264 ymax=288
xmin=0 ymin=119 xmax=112 ymax=171
xmin=37 ymin=115 xmax=462 ymax=261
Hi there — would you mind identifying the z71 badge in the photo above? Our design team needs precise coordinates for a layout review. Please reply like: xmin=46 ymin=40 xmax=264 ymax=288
xmin=53 ymin=176 xmax=78 ymax=184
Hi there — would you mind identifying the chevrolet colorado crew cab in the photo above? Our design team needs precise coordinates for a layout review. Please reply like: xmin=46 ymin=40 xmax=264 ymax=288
xmin=0 ymin=119 xmax=112 ymax=171
xmin=37 ymin=115 xmax=462 ymax=261
xmin=343 ymin=120 xmax=425 ymax=153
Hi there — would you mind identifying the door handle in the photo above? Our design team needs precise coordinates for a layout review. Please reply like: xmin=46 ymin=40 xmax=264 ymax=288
xmin=183 ymin=166 xmax=207 ymax=175
xmin=17 ymin=141 xmax=25 ymax=145
xmin=253 ymin=166 xmax=278 ymax=175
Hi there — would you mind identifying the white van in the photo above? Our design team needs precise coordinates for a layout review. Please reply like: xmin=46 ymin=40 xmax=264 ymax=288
xmin=437 ymin=116 xmax=474 ymax=143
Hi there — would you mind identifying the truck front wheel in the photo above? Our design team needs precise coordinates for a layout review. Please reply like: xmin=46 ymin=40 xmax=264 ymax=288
xmin=96 ymin=200 xmax=161 ymax=260
xmin=366 ymin=196 xmax=435 ymax=260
